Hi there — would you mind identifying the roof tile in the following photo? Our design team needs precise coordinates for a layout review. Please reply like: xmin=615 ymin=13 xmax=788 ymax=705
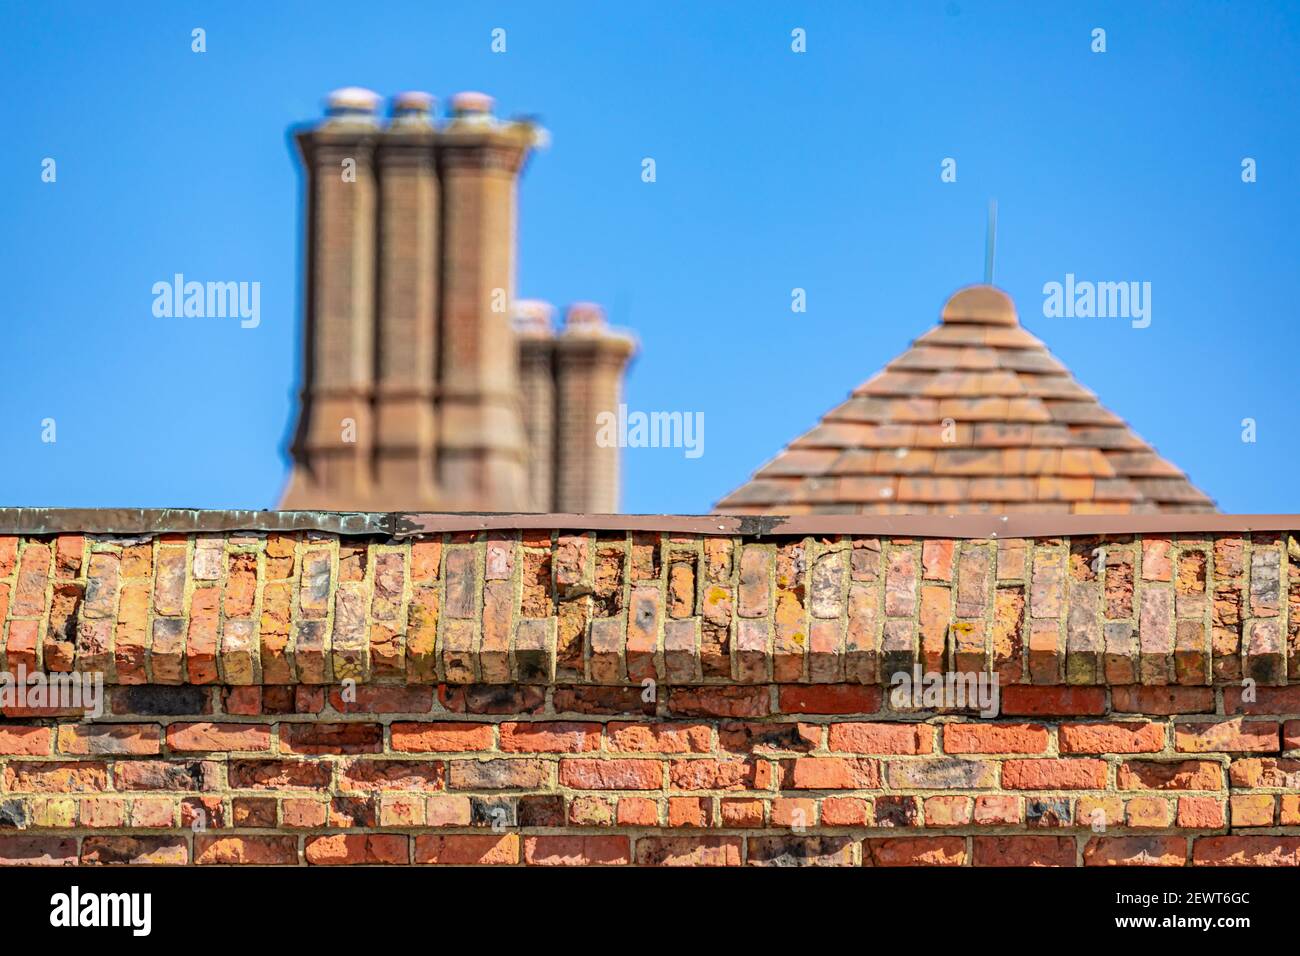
xmin=715 ymin=286 xmax=1215 ymax=515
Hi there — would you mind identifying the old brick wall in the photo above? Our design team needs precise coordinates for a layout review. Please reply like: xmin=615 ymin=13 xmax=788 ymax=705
xmin=0 ymin=516 xmax=1298 ymax=866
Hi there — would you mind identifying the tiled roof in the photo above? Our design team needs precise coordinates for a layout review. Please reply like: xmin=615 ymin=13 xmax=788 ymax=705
xmin=715 ymin=285 xmax=1216 ymax=515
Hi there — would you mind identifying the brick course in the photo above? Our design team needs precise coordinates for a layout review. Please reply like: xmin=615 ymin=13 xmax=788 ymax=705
xmin=0 ymin=520 xmax=1296 ymax=865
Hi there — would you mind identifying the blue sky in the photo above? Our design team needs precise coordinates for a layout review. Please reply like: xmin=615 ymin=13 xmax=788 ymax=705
xmin=1 ymin=1 xmax=1297 ymax=514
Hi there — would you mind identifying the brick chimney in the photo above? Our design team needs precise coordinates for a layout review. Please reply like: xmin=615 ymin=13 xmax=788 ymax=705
xmin=281 ymin=89 xmax=635 ymax=514
xmin=554 ymin=303 xmax=636 ymax=513
xmin=513 ymin=299 xmax=557 ymax=511
xmin=371 ymin=92 xmax=440 ymax=508
xmin=434 ymin=93 xmax=534 ymax=510
xmin=282 ymin=88 xmax=381 ymax=510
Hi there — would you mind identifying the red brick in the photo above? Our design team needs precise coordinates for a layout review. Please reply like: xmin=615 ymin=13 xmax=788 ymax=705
xmin=415 ymin=834 xmax=520 ymax=865
xmin=1125 ymin=795 xmax=1172 ymax=828
xmin=195 ymin=836 xmax=297 ymax=865
xmin=943 ymin=723 xmax=1049 ymax=754
xmin=524 ymin=835 xmax=630 ymax=866
xmin=607 ymin=722 xmax=713 ymax=754
xmin=922 ymin=540 xmax=955 ymax=581
xmin=885 ymin=548 xmax=919 ymax=617
xmin=668 ymin=796 xmax=712 ymax=827
xmin=231 ymin=797 xmax=276 ymax=828
xmin=719 ymin=798 xmax=765 ymax=827
xmin=1117 ymin=760 xmax=1222 ymax=791
xmin=182 ymin=795 xmax=226 ymax=829
xmin=1174 ymin=719 xmax=1279 ymax=753
xmin=224 ymin=552 xmax=257 ymax=618
xmin=330 ymin=685 xmax=433 ymax=714
xmin=568 ymin=794 xmax=615 ymax=826
xmin=1001 ymin=759 xmax=1107 ymax=790
xmin=738 ymin=546 xmax=771 ymax=618
xmin=616 ymin=797 xmax=660 ymax=826
xmin=1059 ymin=721 xmax=1165 ymax=754
xmin=222 ymin=686 xmax=262 ymax=716
xmin=671 ymin=758 xmax=772 ymax=791
xmin=0 ymin=836 xmax=78 ymax=866
xmin=635 ymin=836 xmax=742 ymax=866
xmin=390 ymin=722 xmax=495 ymax=752
xmin=304 ymin=834 xmax=409 ymax=865
xmin=924 ymin=795 xmax=973 ymax=827
xmin=0 ymin=726 xmax=52 ymax=755
xmin=1281 ymin=794 xmax=1300 ymax=825
xmin=782 ymin=756 xmax=879 ymax=790
xmin=78 ymin=797 xmax=127 ymax=828
xmin=865 ymin=837 xmax=966 ymax=866
xmin=778 ymin=684 xmax=882 ymax=715
xmin=131 ymin=797 xmax=176 ymax=828
xmin=12 ymin=543 xmax=51 ymax=617
xmin=1225 ymin=685 xmax=1300 ymax=715
xmin=83 ymin=836 xmax=189 ymax=865
xmin=1177 ymin=796 xmax=1225 ymax=828
xmin=1000 ymin=686 xmax=1106 ymax=716
xmin=0 ymin=537 xmax=16 ymax=578
xmin=1083 ymin=836 xmax=1185 ymax=866
xmin=828 ymin=722 xmax=932 ymax=754
xmin=1193 ymin=836 xmax=1300 ymax=866
xmin=560 ymin=759 xmax=662 ymax=790
xmin=281 ymin=798 xmax=327 ymax=828
xmin=1111 ymin=685 xmax=1214 ymax=715
xmin=410 ymin=539 xmax=442 ymax=582
xmin=229 ymin=759 xmax=332 ymax=790
xmin=280 ymin=722 xmax=383 ymax=755
xmin=166 ymin=722 xmax=272 ymax=752
xmin=974 ymin=795 xmax=1022 ymax=825
xmin=185 ymin=587 xmax=221 ymax=684
xmin=972 ymin=836 xmax=1076 ymax=866
xmin=444 ymin=759 xmax=540 ymax=790
xmin=54 ymin=535 xmax=84 ymax=576
xmin=718 ymin=721 xmax=819 ymax=754
xmin=668 ymin=686 xmax=769 ymax=718
xmin=1230 ymin=794 xmax=1275 ymax=827
xmin=821 ymin=797 xmax=871 ymax=826
xmin=5 ymin=761 xmax=109 ymax=793
xmin=1141 ymin=539 xmax=1172 ymax=581
xmin=1227 ymin=757 xmax=1300 ymax=788
xmin=500 ymin=721 xmax=600 ymax=753
xmin=747 ymin=835 xmax=855 ymax=866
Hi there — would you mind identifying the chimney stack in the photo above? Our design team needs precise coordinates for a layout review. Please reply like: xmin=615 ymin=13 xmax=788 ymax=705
xmin=434 ymin=93 xmax=536 ymax=509
xmin=554 ymin=304 xmax=636 ymax=513
xmin=282 ymin=88 xmax=636 ymax=515
xmin=282 ymin=87 xmax=381 ymax=510
xmin=513 ymin=300 xmax=557 ymax=511
xmin=371 ymin=92 xmax=440 ymax=507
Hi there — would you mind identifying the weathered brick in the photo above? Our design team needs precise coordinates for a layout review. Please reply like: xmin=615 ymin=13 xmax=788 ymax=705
xmin=1002 ymin=759 xmax=1107 ymax=790
xmin=943 ymin=723 xmax=1049 ymax=754
xmin=523 ymin=835 xmax=630 ymax=866
xmin=1084 ymin=836 xmax=1185 ymax=866
xmin=1059 ymin=721 xmax=1165 ymax=754
xmin=195 ymin=835 xmax=296 ymax=865
xmin=415 ymin=834 xmax=519 ymax=865
xmin=972 ymin=836 xmax=1075 ymax=867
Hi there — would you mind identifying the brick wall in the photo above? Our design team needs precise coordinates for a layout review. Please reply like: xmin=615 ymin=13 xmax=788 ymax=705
xmin=0 ymin=514 xmax=1298 ymax=866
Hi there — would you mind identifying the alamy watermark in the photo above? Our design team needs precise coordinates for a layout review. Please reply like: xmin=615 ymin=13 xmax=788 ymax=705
xmin=1042 ymin=273 xmax=1151 ymax=329
xmin=50 ymin=886 xmax=151 ymax=936
xmin=596 ymin=404 xmax=704 ymax=459
xmin=0 ymin=665 xmax=104 ymax=718
xmin=152 ymin=273 xmax=260 ymax=328
xmin=889 ymin=666 xmax=1000 ymax=718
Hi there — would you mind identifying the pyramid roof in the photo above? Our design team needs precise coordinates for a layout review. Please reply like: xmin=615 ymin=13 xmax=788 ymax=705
xmin=715 ymin=286 xmax=1216 ymax=515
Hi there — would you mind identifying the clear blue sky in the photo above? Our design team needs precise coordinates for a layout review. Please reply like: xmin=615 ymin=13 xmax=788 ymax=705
xmin=2 ymin=1 xmax=1297 ymax=514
